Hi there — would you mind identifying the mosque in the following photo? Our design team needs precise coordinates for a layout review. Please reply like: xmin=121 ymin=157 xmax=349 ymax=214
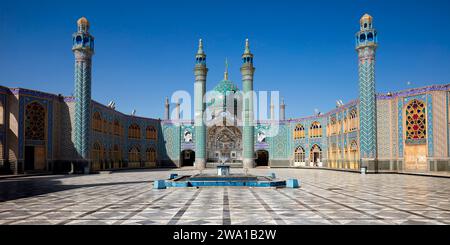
xmin=0 ymin=14 xmax=449 ymax=175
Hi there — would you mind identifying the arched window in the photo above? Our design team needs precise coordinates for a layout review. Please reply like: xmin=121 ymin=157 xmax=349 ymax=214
xmin=128 ymin=146 xmax=140 ymax=162
xmin=294 ymin=146 xmax=305 ymax=164
xmin=146 ymin=126 xmax=158 ymax=140
xmin=25 ymin=102 xmax=46 ymax=140
xmin=360 ymin=33 xmax=366 ymax=42
xmin=113 ymin=120 xmax=121 ymax=136
xmin=349 ymin=141 xmax=359 ymax=170
xmin=128 ymin=123 xmax=141 ymax=139
xmin=293 ymin=124 xmax=305 ymax=139
xmin=349 ymin=109 xmax=358 ymax=132
xmin=367 ymin=32 xmax=374 ymax=41
xmin=146 ymin=148 xmax=157 ymax=163
xmin=330 ymin=117 xmax=338 ymax=135
xmin=406 ymin=99 xmax=426 ymax=141
xmin=93 ymin=112 xmax=102 ymax=132
xmin=310 ymin=121 xmax=322 ymax=138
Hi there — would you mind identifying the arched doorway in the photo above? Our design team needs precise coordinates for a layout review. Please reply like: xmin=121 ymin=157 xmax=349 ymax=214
xmin=349 ymin=141 xmax=359 ymax=170
xmin=404 ymin=99 xmax=428 ymax=172
xmin=310 ymin=144 xmax=322 ymax=167
xmin=255 ymin=150 xmax=269 ymax=167
xmin=294 ymin=146 xmax=305 ymax=167
xmin=181 ymin=150 xmax=195 ymax=167
xmin=24 ymin=102 xmax=47 ymax=172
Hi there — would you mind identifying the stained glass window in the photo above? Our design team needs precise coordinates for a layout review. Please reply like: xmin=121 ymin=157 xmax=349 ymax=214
xmin=405 ymin=99 xmax=426 ymax=141
xmin=25 ymin=102 xmax=46 ymax=140
xmin=293 ymin=124 xmax=305 ymax=139
xmin=310 ymin=122 xmax=322 ymax=138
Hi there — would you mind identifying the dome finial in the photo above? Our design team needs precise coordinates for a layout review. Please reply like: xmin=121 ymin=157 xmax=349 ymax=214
xmin=224 ymin=58 xmax=229 ymax=80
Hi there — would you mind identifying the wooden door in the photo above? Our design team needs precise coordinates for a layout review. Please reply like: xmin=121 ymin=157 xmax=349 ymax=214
xmin=404 ymin=145 xmax=427 ymax=171
xmin=34 ymin=146 xmax=46 ymax=170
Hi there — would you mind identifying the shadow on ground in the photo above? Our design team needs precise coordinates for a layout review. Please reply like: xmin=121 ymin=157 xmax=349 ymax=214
xmin=0 ymin=174 xmax=152 ymax=202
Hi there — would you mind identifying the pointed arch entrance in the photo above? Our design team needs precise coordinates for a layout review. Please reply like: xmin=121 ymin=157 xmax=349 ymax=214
xmin=310 ymin=144 xmax=322 ymax=167
xmin=294 ymin=146 xmax=306 ymax=167
xmin=24 ymin=101 xmax=47 ymax=171
xmin=255 ymin=150 xmax=269 ymax=167
xmin=181 ymin=150 xmax=195 ymax=167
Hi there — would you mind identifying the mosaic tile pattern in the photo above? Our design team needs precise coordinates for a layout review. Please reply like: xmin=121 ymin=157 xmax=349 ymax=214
xmin=0 ymin=169 xmax=449 ymax=225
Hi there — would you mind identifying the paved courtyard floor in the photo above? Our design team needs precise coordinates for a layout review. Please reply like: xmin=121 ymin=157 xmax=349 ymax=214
xmin=0 ymin=168 xmax=449 ymax=225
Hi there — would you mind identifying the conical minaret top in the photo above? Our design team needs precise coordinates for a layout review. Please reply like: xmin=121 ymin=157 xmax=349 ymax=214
xmin=195 ymin=39 xmax=206 ymax=65
xmin=242 ymin=38 xmax=254 ymax=64
xmin=73 ymin=17 xmax=94 ymax=55
xmin=197 ymin=39 xmax=205 ymax=54
xmin=356 ymin=13 xmax=377 ymax=50
xmin=77 ymin=16 xmax=90 ymax=33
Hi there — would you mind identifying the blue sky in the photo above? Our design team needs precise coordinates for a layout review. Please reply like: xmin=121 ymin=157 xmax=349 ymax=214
xmin=0 ymin=0 xmax=450 ymax=119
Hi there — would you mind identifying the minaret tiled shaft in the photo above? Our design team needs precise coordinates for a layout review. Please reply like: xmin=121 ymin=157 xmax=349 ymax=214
xmin=72 ymin=17 xmax=94 ymax=165
xmin=356 ymin=14 xmax=378 ymax=159
xmin=280 ymin=98 xmax=286 ymax=121
xmin=270 ymin=98 xmax=275 ymax=120
xmin=241 ymin=39 xmax=256 ymax=169
xmin=194 ymin=39 xmax=208 ymax=169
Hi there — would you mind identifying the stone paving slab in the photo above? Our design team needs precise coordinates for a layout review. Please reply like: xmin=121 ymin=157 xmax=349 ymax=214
xmin=0 ymin=168 xmax=449 ymax=225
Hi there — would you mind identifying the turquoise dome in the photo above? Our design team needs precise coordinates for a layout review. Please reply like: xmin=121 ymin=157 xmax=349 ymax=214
xmin=213 ymin=79 xmax=239 ymax=94
xmin=208 ymin=80 xmax=240 ymax=108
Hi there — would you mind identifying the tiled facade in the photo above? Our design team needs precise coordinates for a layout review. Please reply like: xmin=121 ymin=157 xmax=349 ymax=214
xmin=0 ymin=15 xmax=449 ymax=175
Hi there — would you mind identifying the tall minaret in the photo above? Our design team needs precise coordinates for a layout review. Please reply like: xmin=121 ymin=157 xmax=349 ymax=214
xmin=270 ymin=97 xmax=275 ymax=120
xmin=280 ymin=98 xmax=286 ymax=121
xmin=164 ymin=97 xmax=170 ymax=120
xmin=72 ymin=17 xmax=94 ymax=172
xmin=241 ymin=39 xmax=256 ymax=169
xmin=194 ymin=39 xmax=208 ymax=169
xmin=356 ymin=14 xmax=378 ymax=168
xmin=175 ymin=101 xmax=180 ymax=120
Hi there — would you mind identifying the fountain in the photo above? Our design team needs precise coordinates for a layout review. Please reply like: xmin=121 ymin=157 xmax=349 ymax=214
xmin=216 ymin=156 xmax=231 ymax=176
xmin=163 ymin=156 xmax=295 ymax=188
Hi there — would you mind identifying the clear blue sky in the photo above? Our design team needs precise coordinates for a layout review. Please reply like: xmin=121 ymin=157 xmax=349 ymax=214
xmin=1 ymin=0 xmax=450 ymax=119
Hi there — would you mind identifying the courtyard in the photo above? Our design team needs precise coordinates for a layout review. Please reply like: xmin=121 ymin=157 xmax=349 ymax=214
xmin=0 ymin=168 xmax=449 ymax=225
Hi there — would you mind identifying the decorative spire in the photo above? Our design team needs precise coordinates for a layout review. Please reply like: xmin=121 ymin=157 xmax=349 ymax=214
xmin=224 ymin=58 xmax=229 ymax=80
xmin=244 ymin=38 xmax=250 ymax=54
xmin=197 ymin=39 xmax=204 ymax=55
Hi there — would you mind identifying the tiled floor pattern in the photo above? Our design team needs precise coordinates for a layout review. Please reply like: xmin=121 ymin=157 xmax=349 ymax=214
xmin=0 ymin=168 xmax=449 ymax=225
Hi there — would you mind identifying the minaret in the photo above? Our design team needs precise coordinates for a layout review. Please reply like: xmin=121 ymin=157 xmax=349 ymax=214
xmin=194 ymin=39 xmax=208 ymax=169
xmin=164 ymin=97 xmax=170 ymax=120
xmin=356 ymin=14 xmax=378 ymax=169
xmin=270 ymin=97 xmax=275 ymax=120
xmin=240 ymin=39 xmax=256 ymax=169
xmin=175 ymin=101 xmax=180 ymax=120
xmin=280 ymin=98 xmax=286 ymax=121
xmin=72 ymin=17 xmax=94 ymax=173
